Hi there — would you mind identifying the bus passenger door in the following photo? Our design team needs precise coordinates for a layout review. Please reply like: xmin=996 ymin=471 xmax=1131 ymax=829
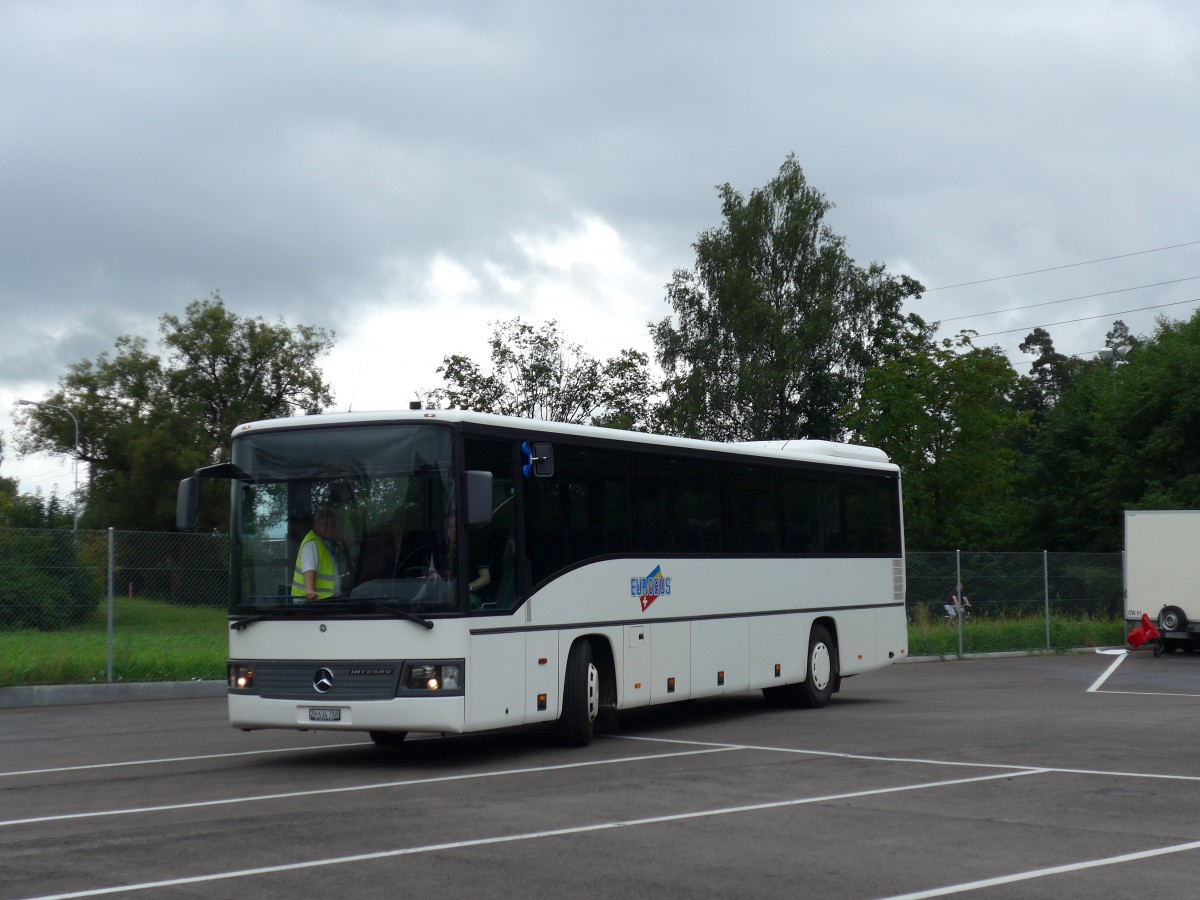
xmin=622 ymin=625 xmax=651 ymax=709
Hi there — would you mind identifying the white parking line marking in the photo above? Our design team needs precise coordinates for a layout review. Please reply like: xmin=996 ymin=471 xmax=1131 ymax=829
xmin=0 ymin=742 xmax=373 ymax=778
xmin=879 ymin=838 xmax=1200 ymax=899
xmin=0 ymin=747 xmax=737 ymax=828
xmin=1085 ymin=647 xmax=1200 ymax=697
xmin=17 ymin=769 xmax=1046 ymax=900
xmin=1087 ymin=648 xmax=1128 ymax=692
xmin=12 ymin=733 xmax=1196 ymax=833
xmin=611 ymin=734 xmax=1042 ymax=772
xmin=611 ymin=734 xmax=1200 ymax=782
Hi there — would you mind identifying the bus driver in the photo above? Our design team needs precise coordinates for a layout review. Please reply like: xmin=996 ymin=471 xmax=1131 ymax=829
xmin=292 ymin=508 xmax=351 ymax=601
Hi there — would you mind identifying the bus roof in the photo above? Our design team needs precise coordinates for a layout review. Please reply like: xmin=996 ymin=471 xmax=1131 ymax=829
xmin=232 ymin=409 xmax=896 ymax=471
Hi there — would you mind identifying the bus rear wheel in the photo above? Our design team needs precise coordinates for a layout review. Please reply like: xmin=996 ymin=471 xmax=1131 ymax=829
xmin=558 ymin=640 xmax=598 ymax=747
xmin=368 ymin=730 xmax=408 ymax=748
xmin=769 ymin=624 xmax=838 ymax=709
xmin=794 ymin=624 xmax=836 ymax=709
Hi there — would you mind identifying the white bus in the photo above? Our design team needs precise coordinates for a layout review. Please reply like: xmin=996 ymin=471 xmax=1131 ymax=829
xmin=177 ymin=409 xmax=907 ymax=747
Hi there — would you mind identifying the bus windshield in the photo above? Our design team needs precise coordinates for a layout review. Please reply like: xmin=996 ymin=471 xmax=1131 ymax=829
xmin=229 ymin=423 xmax=460 ymax=615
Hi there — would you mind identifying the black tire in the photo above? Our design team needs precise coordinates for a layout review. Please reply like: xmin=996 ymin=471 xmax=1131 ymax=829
xmin=1159 ymin=606 xmax=1188 ymax=633
xmin=368 ymin=730 xmax=408 ymax=748
xmin=794 ymin=624 xmax=837 ymax=709
xmin=558 ymin=640 xmax=598 ymax=747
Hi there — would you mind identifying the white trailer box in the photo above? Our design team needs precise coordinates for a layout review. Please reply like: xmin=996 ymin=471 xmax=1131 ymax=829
xmin=1125 ymin=509 xmax=1200 ymax=649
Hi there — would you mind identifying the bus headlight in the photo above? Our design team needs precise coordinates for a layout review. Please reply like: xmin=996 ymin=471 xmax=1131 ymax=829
xmin=228 ymin=663 xmax=255 ymax=690
xmin=403 ymin=662 xmax=463 ymax=692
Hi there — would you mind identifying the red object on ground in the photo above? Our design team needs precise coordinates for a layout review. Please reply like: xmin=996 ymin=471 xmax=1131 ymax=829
xmin=1127 ymin=613 xmax=1160 ymax=649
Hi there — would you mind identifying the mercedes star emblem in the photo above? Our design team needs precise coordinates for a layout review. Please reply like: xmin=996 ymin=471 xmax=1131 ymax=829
xmin=313 ymin=667 xmax=335 ymax=693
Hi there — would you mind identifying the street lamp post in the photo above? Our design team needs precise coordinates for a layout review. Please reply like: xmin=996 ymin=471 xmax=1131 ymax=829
xmin=1097 ymin=346 xmax=1130 ymax=396
xmin=17 ymin=399 xmax=80 ymax=532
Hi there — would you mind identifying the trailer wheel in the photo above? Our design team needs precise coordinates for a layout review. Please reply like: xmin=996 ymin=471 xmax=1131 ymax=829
xmin=1159 ymin=606 xmax=1188 ymax=633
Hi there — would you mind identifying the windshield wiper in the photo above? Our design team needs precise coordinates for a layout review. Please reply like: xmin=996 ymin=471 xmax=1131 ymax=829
xmin=229 ymin=608 xmax=314 ymax=630
xmin=229 ymin=602 xmax=347 ymax=630
xmin=231 ymin=601 xmax=435 ymax=631
xmin=353 ymin=600 xmax=435 ymax=630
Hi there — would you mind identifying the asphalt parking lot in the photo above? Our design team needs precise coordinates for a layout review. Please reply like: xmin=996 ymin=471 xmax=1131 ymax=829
xmin=3 ymin=649 xmax=1199 ymax=900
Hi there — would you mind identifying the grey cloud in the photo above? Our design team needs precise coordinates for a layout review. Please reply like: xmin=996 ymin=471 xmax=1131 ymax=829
xmin=2 ymin=0 xmax=1199 ymax=397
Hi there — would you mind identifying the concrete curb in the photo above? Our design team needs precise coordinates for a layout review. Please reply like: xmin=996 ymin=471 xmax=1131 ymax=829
xmin=0 ymin=681 xmax=226 ymax=710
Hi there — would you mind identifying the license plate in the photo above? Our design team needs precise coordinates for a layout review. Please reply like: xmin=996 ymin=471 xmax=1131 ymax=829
xmin=308 ymin=708 xmax=341 ymax=722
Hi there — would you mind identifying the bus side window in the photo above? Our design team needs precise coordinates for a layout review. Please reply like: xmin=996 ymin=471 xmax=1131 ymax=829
xmin=634 ymin=454 xmax=721 ymax=554
xmin=525 ymin=443 xmax=633 ymax=588
xmin=464 ymin=437 xmax=519 ymax=610
xmin=725 ymin=463 xmax=780 ymax=554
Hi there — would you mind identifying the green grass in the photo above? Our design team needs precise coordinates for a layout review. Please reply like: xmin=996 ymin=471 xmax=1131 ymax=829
xmin=0 ymin=596 xmax=227 ymax=688
xmin=1 ymin=597 xmax=1130 ymax=688
xmin=906 ymin=604 xmax=1126 ymax=658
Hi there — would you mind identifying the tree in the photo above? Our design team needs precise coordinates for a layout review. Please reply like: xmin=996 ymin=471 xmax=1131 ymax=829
xmin=1104 ymin=319 xmax=1139 ymax=354
xmin=425 ymin=317 xmax=655 ymax=429
xmin=1021 ymin=358 xmax=1117 ymax=550
xmin=17 ymin=294 xmax=335 ymax=530
xmin=2 ymin=435 xmax=72 ymax=529
xmin=0 ymin=438 xmax=98 ymax=629
xmin=651 ymin=154 xmax=925 ymax=442
xmin=160 ymin=296 xmax=335 ymax=448
xmin=1024 ymin=314 xmax=1198 ymax=551
xmin=848 ymin=330 xmax=1031 ymax=549
xmin=1016 ymin=327 xmax=1083 ymax=428
xmin=1101 ymin=313 xmax=1200 ymax=510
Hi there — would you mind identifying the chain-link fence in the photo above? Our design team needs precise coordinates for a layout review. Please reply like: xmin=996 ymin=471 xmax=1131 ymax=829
xmin=1 ymin=527 xmax=1128 ymax=687
xmin=0 ymin=527 xmax=229 ymax=688
xmin=906 ymin=550 xmax=1125 ymax=657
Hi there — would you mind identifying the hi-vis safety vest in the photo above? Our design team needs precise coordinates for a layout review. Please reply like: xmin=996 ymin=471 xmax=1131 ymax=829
xmin=291 ymin=532 xmax=337 ymax=599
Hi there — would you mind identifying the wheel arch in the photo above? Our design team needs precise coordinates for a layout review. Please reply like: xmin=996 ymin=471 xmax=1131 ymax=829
xmin=567 ymin=633 xmax=618 ymax=708
xmin=812 ymin=615 xmax=840 ymax=660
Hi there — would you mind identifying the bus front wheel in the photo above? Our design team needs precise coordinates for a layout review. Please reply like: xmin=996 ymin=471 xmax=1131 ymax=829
xmin=558 ymin=640 xmax=598 ymax=747
xmin=369 ymin=730 xmax=408 ymax=748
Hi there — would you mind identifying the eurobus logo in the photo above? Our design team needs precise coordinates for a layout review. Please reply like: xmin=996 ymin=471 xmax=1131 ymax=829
xmin=632 ymin=565 xmax=671 ymax=612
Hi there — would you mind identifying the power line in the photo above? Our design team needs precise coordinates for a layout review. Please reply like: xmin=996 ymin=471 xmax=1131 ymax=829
xmin=940 ymin=275 xmax=1200 ymax=323
xmin=927 ymin=239 xmax=1200 ymax=292
xmin=12 ymin=462 xmax=73 ymax=481
xmin=972 ymin=296 xmax=1200 ymax=339
xmin=1013 ymin=348 xmax=1120 ymax=368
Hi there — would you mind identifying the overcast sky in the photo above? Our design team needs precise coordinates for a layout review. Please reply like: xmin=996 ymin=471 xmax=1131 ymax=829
xmin=3 ymin=0 xmax=1199 ymax=499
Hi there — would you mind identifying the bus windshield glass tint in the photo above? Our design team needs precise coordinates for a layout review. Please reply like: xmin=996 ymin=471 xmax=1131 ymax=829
xmin=229 ymin=424 xmax=459 ymax=614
